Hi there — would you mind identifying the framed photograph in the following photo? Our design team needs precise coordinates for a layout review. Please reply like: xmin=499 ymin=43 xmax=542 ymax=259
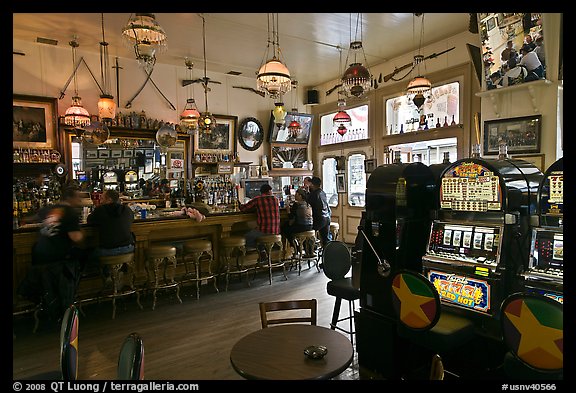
xmin=86 ymin=150 xmax=98 ymax=159
xmin=238 ymin=117 xmax=264 ymax=151
xmin=364 ymin=158 xmax=377 ymax=173
xmin=144 ymin=149 xmax=154 ymax=158
xmin=98 ymin=149 xmax=111 ymax=158
xmin=194 ymin=114 xmax=237 ymax=154
xmin=111 ymin=150 xmax=122 ymax=158
xmin=135 ymin=149 xmax=144 ymax=156
xmin=13 ymin=94 xmax=58 ymax=149
xmin=269 ymin=112 xmax=313 ymax=144
xmin=104 ymin=158 xmax=118 ymax=166
xmin=513 ymin=153 xmax=545 ymax=172
xmin=217 ymin=162 xmax=234 ymax=174
xmin=336 ymin=173 xmax=346 ymax=193
xmin=483 ymin=115 xmax=541 ymax=155
xmin=123 ymin=149 xmax=134 ymax=158
xmin=486 ymin=16 xmax=496 ymax=31
xmin=169 ymin=151 xmax=184 ymax=169
xmin=144 ymin=158 xmax=153 ymax=174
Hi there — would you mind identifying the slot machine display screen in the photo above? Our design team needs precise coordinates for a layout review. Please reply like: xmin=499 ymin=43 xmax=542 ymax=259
xmin=440 ymin=162 xmax=502 ymax=212
xmin=427 ymin=222 xmax=501 ymax=262
xmin=540 ymin=171 xmax=563 ymax=217
xmin=530 ymin=230 xmax=563 ymax=271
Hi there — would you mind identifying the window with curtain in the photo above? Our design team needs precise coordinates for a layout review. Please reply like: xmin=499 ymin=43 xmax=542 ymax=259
xmin=347 ymin=153 xmax=366 ymax=207
xmin=322 ymin=157 xmax=338 ymax=207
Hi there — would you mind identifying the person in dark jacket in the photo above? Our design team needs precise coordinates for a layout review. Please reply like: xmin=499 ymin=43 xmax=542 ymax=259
xmin=307 ymin=176 xmax=332 ymax=247
xmin=87 ymin=189 xmax=134 ymax=256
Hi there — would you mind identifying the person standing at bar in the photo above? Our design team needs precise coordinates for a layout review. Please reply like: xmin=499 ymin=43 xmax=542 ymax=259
xmin=238 ymin=184 xmax=280 ymax=248
xmin=307 ymin=176 xmax=332 ymax=248
xmin=87 ymin=189 xmax=134 ymax=257
xmin=18 ymin=186 xmax=84 ymax=323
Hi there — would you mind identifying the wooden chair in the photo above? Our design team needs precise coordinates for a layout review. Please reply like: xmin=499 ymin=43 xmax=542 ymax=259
xmin=117 ymin=333 xmax=145 ymax=380
xmin=259 ymin=299 xmax=317 ymax=328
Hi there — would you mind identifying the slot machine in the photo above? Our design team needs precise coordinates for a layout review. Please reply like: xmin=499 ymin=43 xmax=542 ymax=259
xmin=102 ymin=170 xmax=121 ymax=191
xmin=421 ymin=155 xmax=543 ymax=339
xmin=356 ymin=153 xmax=437 ymax=378
xmin=520 ymin=157 xmax=563 ymax=303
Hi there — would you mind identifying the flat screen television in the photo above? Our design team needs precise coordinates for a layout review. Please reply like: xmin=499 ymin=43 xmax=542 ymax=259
xmin=241 ymin=178 xmax=274 ymax=200
xmin=269 ymin=111 xmax=313 ymax=144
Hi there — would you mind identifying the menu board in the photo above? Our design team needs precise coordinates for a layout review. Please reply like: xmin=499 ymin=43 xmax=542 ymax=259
xmin=440 ymin=162 xmax=501 ymax=211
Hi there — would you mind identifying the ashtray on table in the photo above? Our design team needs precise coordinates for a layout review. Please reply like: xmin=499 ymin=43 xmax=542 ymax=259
xmin=304 ymin=345 xmax=328 ymax=359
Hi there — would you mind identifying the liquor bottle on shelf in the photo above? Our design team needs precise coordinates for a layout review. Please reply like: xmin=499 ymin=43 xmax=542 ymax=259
xmin=450 ymin=114 xmax=456 ymax=126
xmin=443 ymin=116 xmax=449 ymax=127
xmin=399 ymin=124 xmax=404 ymax=134
xmin=436 ymin=118 xmax=441 ymax=128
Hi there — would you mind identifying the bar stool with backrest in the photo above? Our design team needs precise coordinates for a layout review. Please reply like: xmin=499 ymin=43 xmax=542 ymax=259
xmin=99 ymin=252 xmax=143 ymax=319
xmin=256 ymin=234 xmax=286 ymax=285
xmin=145 ymin=244 xmax=182 ymax=310
xmin=292 ymin=230 xmax=320 ymax=275
xmin=322 ymin=241 xmax=360 ymax=345
xmin=182 ymin=239 xmax=218 ymax=299
xmin=220 ymin=236 xmax=256 ymax=291
xmin=390 ymin=270 xmax=476 ymax=378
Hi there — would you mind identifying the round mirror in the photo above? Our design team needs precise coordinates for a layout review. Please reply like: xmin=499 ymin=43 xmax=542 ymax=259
xmin=238 ymin=117 xmax=264 ymax=151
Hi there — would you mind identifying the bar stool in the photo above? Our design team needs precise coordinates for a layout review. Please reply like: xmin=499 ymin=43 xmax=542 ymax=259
xmin=99 ymin=253 xmax=143 ymax=319
xmin=292 ymin=230 xmax=320 ymax=275
xmin=145 ymin=245 xmax=182 ymax=310
xmin=182 ymin=239 xmax=218 ymax=299
xmin=329 ymin=222 xmax=340 ymax=241
xmin=256 ymin=234 xmax=286 ymax=285
xmin=221 ymin=236 xmax=254 ymax=291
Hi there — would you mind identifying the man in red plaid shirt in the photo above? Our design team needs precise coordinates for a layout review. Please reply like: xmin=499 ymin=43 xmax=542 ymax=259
xmin=238 ymin=184 xmax=280 ymax=248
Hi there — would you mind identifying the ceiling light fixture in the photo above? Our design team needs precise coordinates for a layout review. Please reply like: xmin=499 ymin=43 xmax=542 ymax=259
xmin=287 ymin=81 xmax=302 ymax=136
xmin=97 ymin=13 xmax=116 ymax=122
xmin=180 ymin=58 xmax=200 ymax=134
xmin=341 ymin=13 xmax=373 ymax=99
xmin=256 ymin=13 xmax=292 ymax=100
xmin=197 ymin=14 xmax=217 ymax=134
xmin=272 ymin=102 xmax=287 ymax=127
xmin=333 ymin=48 xmax=352 ymax=136
xmin=122 ymin=13 xmax=167 ymax=73
xmin=406 ymin=13 xmax=432 ymax=109
xmin=64 ymin=36 xmax=91 ymax=130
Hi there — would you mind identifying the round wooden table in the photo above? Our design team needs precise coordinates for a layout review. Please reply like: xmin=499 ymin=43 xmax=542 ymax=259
xmin=230 ymin=324 xmax=354 ymax=380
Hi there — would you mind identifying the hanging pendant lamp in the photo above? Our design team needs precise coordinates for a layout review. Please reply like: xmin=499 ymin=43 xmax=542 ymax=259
xmin=64 ymin=37 xmax=90 ymax=129
xmin=341 ymin=14 xmax=373 ymax=99
xmin=197 ymin=15 xmax=216 ymax=134
xmin=256 ymin=13 xmax=292 ymax=100
xmin=97 ymin=13 xmax=116 ymax=121
xmin=122 ymin=13 xmax=167 ymax=73
xmin=406 ymin=14 xmax=432 ymax=109
xmin=180 ymin=59 xmax=200 ymax=134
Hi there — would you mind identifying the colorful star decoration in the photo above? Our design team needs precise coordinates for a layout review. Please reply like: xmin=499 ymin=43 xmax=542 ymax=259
xmin=392 ymin=274 xmax=437 ymax=329
xmin=503 ymin=298 xmax=563 ymax=370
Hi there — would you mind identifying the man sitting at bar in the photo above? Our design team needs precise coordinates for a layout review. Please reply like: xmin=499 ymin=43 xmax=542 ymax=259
xmin=238 ymin=184 xmax=280 ymax=248
xmin=87 ymin=189 xmax=135 ymax=257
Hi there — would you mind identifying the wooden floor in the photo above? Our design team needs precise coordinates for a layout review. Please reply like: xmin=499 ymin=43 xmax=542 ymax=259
xmin=13 ymin=261 xmax=360 ymax=380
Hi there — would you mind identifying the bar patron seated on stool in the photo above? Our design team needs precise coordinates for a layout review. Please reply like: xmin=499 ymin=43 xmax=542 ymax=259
xmin=87 ymin=189 xmax=135 ymax=258
xmin=237 ymin=184 xmax=280 ymax=252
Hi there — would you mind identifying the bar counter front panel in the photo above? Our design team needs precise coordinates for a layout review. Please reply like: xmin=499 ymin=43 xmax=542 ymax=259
xmin=13 ymin=210 xmax=285 ymax=300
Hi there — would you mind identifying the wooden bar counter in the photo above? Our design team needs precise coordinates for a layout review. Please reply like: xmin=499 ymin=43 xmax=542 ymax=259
xmin=12 ymin=208 xmax=278 ymax=301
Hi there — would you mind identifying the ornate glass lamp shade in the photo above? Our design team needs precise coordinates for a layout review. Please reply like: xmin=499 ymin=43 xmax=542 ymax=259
xmin=333 ymin=110 xmax=352 ymax=127
xmin=82 ymin=121 xmax=110 ymax=145
xmin=122 ymin=13 xmax=167 ymax=70
xmin=288 ymin=120 xmax=302 ymax=137
xmin=180 ymin=98 xmax=200 ymax=134
xmin=65 ymin=96 xmax=91 ymax=127
xmin=257 ymin=59 xmax=292 ymax=99
xmin=97 ymin=95 xmax=116 ymax=120
xmin=156 ymin=123 xmax=178 ymax=147
xmin=198 ymin=112 xmax=217 ymax=134
xmin=342 ymin=63 xmax=371 ymax=98
xmin=272 ymin=102 xmax=287 ymax=126
xmin=406 ymin=75 xmax=432 ymax=94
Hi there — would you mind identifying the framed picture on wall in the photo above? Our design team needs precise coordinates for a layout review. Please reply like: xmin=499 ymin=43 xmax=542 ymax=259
xmin=194 ymin=114 xmax=237 ymax=154
xmin=13 ymin=94 xmax=58 ymax=149
xmin=86 ymin=150 xmax=98 ymax=159
xmin=336 ymin=173 xmax=346 ymax=193
xmin=269 ymin=112 xmax=313 ymax=144
xmin=123 ymin=149 xmax=134 ymax=158
xmin=98 ymin=149 xmax=110 ymax=158
xmin=483 ymin=115 xmax=542 ymax=155
xmin=364 ymin=158 xmax=377 ymax=173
